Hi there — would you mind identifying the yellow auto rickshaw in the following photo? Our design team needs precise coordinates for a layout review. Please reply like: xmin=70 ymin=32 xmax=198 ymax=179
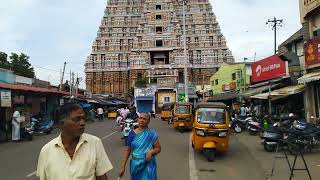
xmin=173 ymin=103 xmax=193 ymax=132
xmin=107 ymin=107 xmax=118 ymax=119
xmin=161 ymin=103 xmax=174 ymax=122
xmin=192 ymin=102 xmax=230 ymax=161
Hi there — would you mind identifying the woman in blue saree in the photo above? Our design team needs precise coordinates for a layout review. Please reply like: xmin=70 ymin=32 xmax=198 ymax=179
xmin=119 ymin=112 xmax=161 ymax=180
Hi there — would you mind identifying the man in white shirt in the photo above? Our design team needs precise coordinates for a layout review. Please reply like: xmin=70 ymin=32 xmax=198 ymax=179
xmin=37 ymin=103 xmax=113 ymax=180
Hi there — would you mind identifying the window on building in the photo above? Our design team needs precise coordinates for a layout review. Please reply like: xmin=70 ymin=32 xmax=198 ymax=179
xmin=209 ymin=36 xmax=213 ymax=46
xmin=197 ymin=50 xmax=201 ymax=62
xmin=212 ymin=81 xmax=215 ymax=86
xmin=156 ymin=15 xmax=162 ymax=20
xmin=120 ymin=39 xmax=123 ymax=50
xmin=137 ymin=72 xmax=143 ymax=78
xmin=156 ymin=40 xmax=163 ymax=47
xmin=156 ymin=5 xmax=161 ymax=10
xmin=232 ymin=73 xmax=236 ymax=80
xmin=156 ymin=26 xmax=163 ymax=33
xmin=177 ymin=35 xmax=181 ymax=45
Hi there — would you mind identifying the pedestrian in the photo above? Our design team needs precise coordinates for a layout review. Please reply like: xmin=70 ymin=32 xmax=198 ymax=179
xmin=240 ymin=105 xmax=247 ymax=118
xmin=12 ymin=108 xmax=21 ymax=142
xmin=97 ymin=107 xmax=104 ymax=121
xmin=119 ymin=112 xmax=161 ymax=180
xmin=36 ymin=102 xmax=113 ymax=180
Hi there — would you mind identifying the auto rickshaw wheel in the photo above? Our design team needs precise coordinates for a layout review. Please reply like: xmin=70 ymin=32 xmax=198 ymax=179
xmin=178 ymin=127 xmax=184 ymax=133
xmin=203 ymin=149 xmax=215 ymax=162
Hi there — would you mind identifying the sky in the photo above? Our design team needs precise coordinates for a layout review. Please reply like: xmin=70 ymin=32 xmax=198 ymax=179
xmin=0 ymin=0 xmax=302 ymax=89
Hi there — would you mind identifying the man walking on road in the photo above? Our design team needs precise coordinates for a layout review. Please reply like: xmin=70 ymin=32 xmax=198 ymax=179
xmin=36 ymin=102 xmax=113 ymax=180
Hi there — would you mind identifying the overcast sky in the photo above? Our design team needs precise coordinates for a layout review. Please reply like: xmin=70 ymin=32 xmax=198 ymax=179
xmin=0 ymin=0 xmax=301 ymax=88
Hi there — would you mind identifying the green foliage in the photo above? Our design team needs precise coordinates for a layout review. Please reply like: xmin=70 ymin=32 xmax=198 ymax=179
xmin=0 ymin=51 xmax=10 ymax=69
xmin=9 ymin=53 xmax=35 ymax=78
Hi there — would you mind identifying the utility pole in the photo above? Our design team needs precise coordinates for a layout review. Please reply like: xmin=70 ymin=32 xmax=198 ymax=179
xmin=183 ymin=0 xmax=189 ymax=102
xmin=266 ymin=17 xmax=282 ymax=116
xmin=266 ymin=17 xmax=283 ymax=55
xmin=60 ymin=62 xmax=67 ymax=91
xmin=75 ymin=73 xmax=79 ymax=98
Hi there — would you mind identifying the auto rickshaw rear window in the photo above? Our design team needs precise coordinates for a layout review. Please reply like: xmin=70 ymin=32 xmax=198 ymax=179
xmin=175 ymin=105 xmax=190 ymax=114
xmin=197 ymin=108 xmax=225 ymax=124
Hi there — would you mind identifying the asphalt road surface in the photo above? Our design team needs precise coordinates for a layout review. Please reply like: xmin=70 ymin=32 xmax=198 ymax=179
xmin=0 ymin=117 xmax=271 ymax=180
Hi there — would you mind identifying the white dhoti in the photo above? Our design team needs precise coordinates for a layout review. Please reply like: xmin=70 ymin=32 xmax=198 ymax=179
xmin=12 ymin=121 xmax=20 ymax=141
xmin=12 ymin=111 xmax=21 ymax=141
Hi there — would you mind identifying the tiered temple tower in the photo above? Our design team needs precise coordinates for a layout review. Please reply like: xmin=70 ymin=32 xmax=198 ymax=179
xmin=85 ymin=0 xmax=234 ymax=97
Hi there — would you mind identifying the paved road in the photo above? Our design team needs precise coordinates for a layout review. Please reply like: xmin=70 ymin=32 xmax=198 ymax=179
xmin=1 ymin=117 xmax=318 ymax=180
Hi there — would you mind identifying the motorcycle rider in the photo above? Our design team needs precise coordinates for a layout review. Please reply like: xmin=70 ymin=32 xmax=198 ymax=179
xmin=126 ymin=107 xmax=139 ymax=122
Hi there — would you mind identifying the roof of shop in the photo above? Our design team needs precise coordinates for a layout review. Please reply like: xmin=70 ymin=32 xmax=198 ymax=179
xmin=0 ymin=83 xmax=69 ymax=95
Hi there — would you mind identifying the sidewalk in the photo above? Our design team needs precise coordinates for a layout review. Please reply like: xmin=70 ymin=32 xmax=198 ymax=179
xmin=235 ymin=132 xmax=320 ymax=180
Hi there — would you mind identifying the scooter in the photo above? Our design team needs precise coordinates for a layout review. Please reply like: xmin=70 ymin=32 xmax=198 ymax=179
xmin=246 ymin=114 xmax=262 ymax=135
xmin=30 ymin=118 xmax=54 ymax=134
xmin=121 ymin=118 xmax=138 ymax=145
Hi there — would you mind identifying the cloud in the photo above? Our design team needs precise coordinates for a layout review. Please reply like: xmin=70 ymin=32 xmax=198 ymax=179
xmin=0 ymin=0 xmax=301 ymax=89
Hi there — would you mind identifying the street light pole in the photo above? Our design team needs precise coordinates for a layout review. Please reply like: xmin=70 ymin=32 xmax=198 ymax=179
xmin=183 ymin=0 xmax=189 ymax=102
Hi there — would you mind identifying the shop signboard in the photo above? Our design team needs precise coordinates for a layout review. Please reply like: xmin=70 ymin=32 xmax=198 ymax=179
xmin=304 ymin=37 xmax=320 ymax=68
xmin=251 ymin=54 xmax=287 ymax=83
xmin=229 ymin=82 xmax=236 ymax=90
xmin=1 ymin=90 xmax=11 ymax=107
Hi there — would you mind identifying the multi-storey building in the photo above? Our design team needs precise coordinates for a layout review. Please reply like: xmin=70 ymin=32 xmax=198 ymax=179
xmin=298 ymin=0 xmax=320 ymax=122
xmin=85 ymin=0 xmax=234 ymax=97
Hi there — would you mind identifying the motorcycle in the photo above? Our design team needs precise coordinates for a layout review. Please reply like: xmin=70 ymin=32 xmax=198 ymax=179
xmin=121 ymin=118 xmax=138 ymax=145
xmin=20 ymin=125 xmax=34 ymax=141
xmin=30 ymin=118 xmax=54 ymax=134
xmin=230 ymin=115 xmax=249 ymax=133
xmin=260 ymin=120 xmax=292 ymax=152
xmin=247 ymin=117 xmax=261 ymax=135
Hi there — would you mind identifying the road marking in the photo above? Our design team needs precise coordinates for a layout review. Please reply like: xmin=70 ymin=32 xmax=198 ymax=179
xmin=26 ymin=171 xmax=36 ymax=178
xmin=189 ymin=134 xmax=199 ymax=180
xmin=102 ymin=130 xmax=119 ymax=140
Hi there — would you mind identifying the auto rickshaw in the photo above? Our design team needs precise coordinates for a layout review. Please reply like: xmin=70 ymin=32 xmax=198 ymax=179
xmin=107 ymin=107 xmax=118 ymax=119
xmin=161 ymin=103 xmax=174 ymax=122
xmin=173 ymin=103 xmax=193 ymax=132
xmin=192 ymin=102 xmax=230 ymax=161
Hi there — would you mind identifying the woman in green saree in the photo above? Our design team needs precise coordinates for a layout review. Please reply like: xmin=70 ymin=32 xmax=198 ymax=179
xmin=119 ymin=112 xmax=161 ymax=180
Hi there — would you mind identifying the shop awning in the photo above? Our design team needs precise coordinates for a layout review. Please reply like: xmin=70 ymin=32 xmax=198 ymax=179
xmin=298 ymin=72 xmax=320 ymax=84
xmin=135 ymin=96 xmax=154 ymax=101
xmin=250 ymin=85 xmax=304 ymax=100
xmin=244 ymin=83 xmax=280 ymax=97
xmin=207 ymin=92 xmax=237 ymax=101
xmin=0 ymin=83 xmax=68 ymax=95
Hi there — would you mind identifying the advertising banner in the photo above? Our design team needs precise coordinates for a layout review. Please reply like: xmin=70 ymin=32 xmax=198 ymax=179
xmin=251 ymin=54 xmax=287 ymax=83
xmin=304 ymin=37 xmax=320 ymax=68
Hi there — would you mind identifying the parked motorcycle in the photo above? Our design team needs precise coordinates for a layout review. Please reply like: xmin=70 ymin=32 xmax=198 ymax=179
xmin=20 ymin=125 xmax=34 ymax=141
xmin=260 ymin=120 xmax=292 ymax=152
xmin=30 ymin=118 xmax=54 ymax=134
xmin=247 ymin=117 xmax=262 ymax=135
xmin=230 ymin=115 xmax=249 ymax=133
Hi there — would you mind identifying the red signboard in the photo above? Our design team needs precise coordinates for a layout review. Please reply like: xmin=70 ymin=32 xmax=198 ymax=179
xmin=304 ymin=37 xmax=320 ymax=68
xmin=251 ymin=54 xmax=287 ymax=83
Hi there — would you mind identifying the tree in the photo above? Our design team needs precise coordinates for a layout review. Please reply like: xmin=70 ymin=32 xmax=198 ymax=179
xmin=0 ymin=51 xmax=10 ymax=70
xmin=9 ymin=53 xmax=35 ymax=78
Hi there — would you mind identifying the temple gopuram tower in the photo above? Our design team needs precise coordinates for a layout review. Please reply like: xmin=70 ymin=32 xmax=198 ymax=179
xmin=85 ymin=0 xmax=234 ymax=97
